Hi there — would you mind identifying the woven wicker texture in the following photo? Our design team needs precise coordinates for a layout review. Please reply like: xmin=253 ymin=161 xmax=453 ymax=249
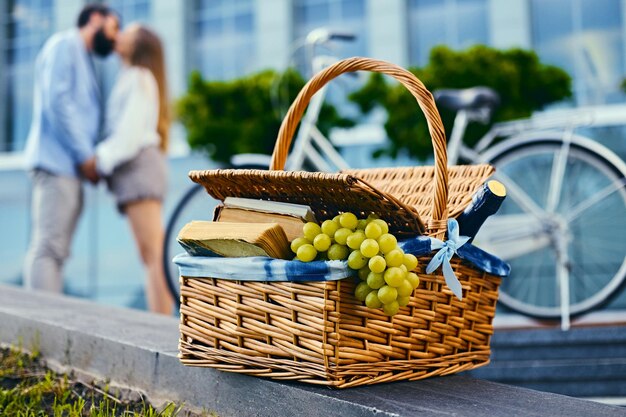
xmin=344 ymin=164 xmax=495 ymax=221
xmin=179 ymin=258 xmax=501 ymax=387
xmin=179 ymin=57 xmax=503 ymax=388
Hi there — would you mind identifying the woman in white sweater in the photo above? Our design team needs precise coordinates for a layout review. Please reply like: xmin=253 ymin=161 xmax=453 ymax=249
xmin=94 ymin=24 xmax=173 ymax=314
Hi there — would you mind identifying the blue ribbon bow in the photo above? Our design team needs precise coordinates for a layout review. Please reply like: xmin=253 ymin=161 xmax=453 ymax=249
xmin=426 ymin=219 xmax=470 ymax=300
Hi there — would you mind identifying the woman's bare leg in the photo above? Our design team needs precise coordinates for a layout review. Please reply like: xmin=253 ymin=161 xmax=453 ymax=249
xmin=125 ymin=200 xmax=173 ymax=314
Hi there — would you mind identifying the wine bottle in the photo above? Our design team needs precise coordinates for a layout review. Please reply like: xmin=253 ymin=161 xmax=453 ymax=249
xmin=456 ymin=180 xmax=506 ymax=242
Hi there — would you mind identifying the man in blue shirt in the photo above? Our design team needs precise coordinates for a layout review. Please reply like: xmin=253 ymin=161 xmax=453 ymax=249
xmin=23 ymin=4 xmax=120 ymax=292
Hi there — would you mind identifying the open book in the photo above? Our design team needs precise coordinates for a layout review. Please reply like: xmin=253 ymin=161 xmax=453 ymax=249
xmin=177 ymin=221 xmax=292 ymax=260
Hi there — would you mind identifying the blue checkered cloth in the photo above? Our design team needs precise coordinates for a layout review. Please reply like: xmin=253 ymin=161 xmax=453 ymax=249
xmin=173 ymin=223 xmax=510 ymax=285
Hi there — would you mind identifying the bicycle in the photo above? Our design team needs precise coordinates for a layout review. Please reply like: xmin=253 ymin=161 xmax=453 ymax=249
xmin=164 ymin=35 xmax=626 ymax=330
xmin=435 ymin=88 xmax=626 ymax=330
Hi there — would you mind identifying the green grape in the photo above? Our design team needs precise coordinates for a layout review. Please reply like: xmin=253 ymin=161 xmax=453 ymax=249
xmin=358 ymin=266 xmax=370 ymax=281
xmin=406 ymin=272 xmax=420 ymax=289
xmin=403 ymin=253 xmax=418 ymax=271
xmin=399 ymin=264 xmax=407 ymax=273
xmin=397 ymin=295 xmax=410 ymax=307
xmin=366 ymin=271 xmax=385 ymax=289
xmin=377 ymin=285 xmax=398 ymax=304
xmin=356 ymin=219 xmax=367 ymax=230
xmin=366 ymin=213 xmax=379 ymax=223
xmin=360 ymin=238 xmax=379 ymax=258
xmin=290 ymin=237 xmax=310 ymax=254
xmin=397 ymin=279 xmax=414 ymax=297
xmin=347 ymin=250 xmax=368 ymax=270
xmin=383 ymin=300 xmax=400 ymax=316
xmin=377 ymin=233 xmax=397 ymax=254
xmin=385 ymin=248 xmax=404 ymax=267
xmin=371 ymin=219 xmax=389 ymax=235
xmin=365 ymin=291 xmax=383 ymax=309
xmin=368 ymin=255 xmax=386 ymax=273
xmin=296 ymin=244 xmax=317 ymax=262
xmin=327 ymin=243 xmax=349 ymax=260
xmin=334 ymin=228 xmax=352 ymax=245
xmin=346 ymin=230 xmax=366 ymax=250
xmin=384 ymin=267 xmax=405 ymax=287
xmin=364 ymin=222 xmax=382 ymax=239
xmin=303 ymin=222 xmax=322 ymax=241
xmin=313 ymin=233 xmax=332 ymax=252
xmin=354 ymin=281 xmax=372 ymax=301
xmin=321 ymin=219 xmax=340 ymax=237
xmin=333 ymin=214 xmax=341 ymax=222
xmin=339 ymin=212 xmax=358 ymax=230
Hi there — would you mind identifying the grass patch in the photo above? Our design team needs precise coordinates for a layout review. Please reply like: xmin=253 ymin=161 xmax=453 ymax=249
xmin=0 ymin=345 xmax=213 ymax=416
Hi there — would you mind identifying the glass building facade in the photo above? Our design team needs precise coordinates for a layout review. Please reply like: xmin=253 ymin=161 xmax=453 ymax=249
xmin=191 ymin=0 xmax=256 ymax=80
xmin=531 ymin=0 xmax=625 ymax=105
xmin=1 ymin=0 xmax=55 ymax=152
xmin=408 ymin=0 xmax=490 ymax=65
xmin=1 ymin=0 xmax=626 ymax=152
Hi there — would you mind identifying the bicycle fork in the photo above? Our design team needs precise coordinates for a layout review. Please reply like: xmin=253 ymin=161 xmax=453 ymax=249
xmin=550 ymin=129 xmax=574 ymax=331
xmin=554 ymin=231 xmax=571 ymax=331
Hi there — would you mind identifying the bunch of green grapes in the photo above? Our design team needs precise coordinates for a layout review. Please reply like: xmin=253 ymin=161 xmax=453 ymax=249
xmin=290 ymin=212 xmax=420 ymax=316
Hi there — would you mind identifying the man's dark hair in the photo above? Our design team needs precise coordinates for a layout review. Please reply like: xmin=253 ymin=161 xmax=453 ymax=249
xmin=77 ymin=4 xmax=111 ymax=28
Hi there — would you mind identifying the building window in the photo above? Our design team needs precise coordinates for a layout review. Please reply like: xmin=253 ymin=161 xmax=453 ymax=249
xmin=1 ymin=0 xmax=55 ymax=152
xmin=108 ymin=0 xmax=151 ymax=24
xmin=191 ymin=0 xmax=256 ymax=80
xmin=531 ymin=0 xmax=624 ymax=105
xmin=407 ymin=0 xmax=489 ymax=66
xmin=293 ymin=0 xmax=367 ymax=75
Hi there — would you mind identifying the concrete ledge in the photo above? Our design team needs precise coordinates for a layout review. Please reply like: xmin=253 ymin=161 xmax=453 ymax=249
xmin=0 ymin=284 xmax=624 ymax=417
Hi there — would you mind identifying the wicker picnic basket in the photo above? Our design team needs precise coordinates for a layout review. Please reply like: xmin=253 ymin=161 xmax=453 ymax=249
xmin=178 ymin=57 xmax=502 ymax=388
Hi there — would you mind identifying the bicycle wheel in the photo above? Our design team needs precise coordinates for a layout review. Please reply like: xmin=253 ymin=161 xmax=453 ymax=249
xmin=476 ymin=136 xmax=626 ymax=318
xmin=163 ymin=183 xmax=219 ymax=303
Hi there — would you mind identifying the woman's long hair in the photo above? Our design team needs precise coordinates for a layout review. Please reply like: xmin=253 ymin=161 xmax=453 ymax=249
xmin=129 ymin=26 xmax=170 ymax=152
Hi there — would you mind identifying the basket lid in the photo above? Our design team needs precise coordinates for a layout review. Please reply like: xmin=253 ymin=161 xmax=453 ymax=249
xmin=343 ymin=164 xmax=495 ymax=221
xmin=189 ymin=168 xmax=426 ymax=236
xmin=190 ymin=163 xmax=495 ymax=237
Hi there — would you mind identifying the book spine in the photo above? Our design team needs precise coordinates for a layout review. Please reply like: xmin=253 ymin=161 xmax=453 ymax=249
xmin=456 ymin=180 xmax=506 ymax=242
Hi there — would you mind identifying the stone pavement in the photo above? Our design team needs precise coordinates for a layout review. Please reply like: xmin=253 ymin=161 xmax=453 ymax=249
xmin=0 ymin=284 xmax=624 ymax=417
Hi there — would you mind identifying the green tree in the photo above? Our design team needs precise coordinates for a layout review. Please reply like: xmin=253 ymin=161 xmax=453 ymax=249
xmin=176 ymin=69 xmax=353 ymax=164
xmin=349 ymin=45 xmax=573 ymax=160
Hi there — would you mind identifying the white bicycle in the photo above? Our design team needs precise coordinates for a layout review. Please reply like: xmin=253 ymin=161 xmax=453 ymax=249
xmin=165 ymin=30 xmax=626 ymax=331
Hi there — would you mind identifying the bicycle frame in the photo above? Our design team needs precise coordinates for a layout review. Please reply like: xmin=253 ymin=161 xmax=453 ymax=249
xmin=447 ymin=102 xmax=626 ymax=330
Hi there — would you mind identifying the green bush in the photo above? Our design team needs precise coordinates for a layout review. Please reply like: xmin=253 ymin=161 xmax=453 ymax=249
xmin=349 ymin=45 xmax=573 ymax=160
xmin=176 ymin=69 xmax=353 ymax=164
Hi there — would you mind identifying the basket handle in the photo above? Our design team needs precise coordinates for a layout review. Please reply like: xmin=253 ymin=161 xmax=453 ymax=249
xmin=270 ymin=57 xmax=449 ymax=226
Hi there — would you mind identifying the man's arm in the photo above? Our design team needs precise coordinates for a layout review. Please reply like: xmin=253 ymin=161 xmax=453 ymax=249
xmin=42 ymin=41 xmax=96 ymax=170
